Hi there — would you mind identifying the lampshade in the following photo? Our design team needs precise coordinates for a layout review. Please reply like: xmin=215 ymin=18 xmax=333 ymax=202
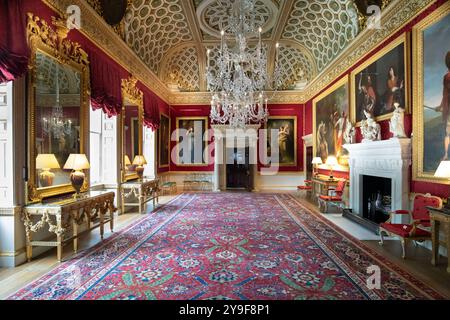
xmin=312 ymin=157 xmax=323 ymax=165
xmin=434 ymin=161 xmax=450 ymax=178
xmin=124 ymin=155 xmax=131 ymax=166
xmin=36 ymin=154 xmax=60 ymax=169
xmin=64 ymin=154 xmax=90 ymax=171
xmin=325 ymin=156 xmax=338 ymax=167
xmin=132 ymin=155 xmax=147 ymax=166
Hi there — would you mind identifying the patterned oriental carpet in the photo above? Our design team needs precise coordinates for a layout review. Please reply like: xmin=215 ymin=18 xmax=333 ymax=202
xmin=8 ymin=193 xmax=445 ymax=300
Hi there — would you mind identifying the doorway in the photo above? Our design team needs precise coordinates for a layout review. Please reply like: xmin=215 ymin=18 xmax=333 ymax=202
xmin=226 ymin=147 xmax=252 ymax=191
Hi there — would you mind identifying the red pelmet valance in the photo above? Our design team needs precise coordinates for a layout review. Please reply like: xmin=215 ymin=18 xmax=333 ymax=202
xmin=87 ymin=48 xmax=123 ymax=117
xmin=140 ymin=84 xmax=161 ymax=131
xmin=0 ymin=0 xmax=30 ymax=83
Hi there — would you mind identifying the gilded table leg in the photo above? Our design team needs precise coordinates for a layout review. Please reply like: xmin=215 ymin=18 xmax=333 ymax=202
xmin=73 ymin=216 xmax=78 ymax=253
xmin=139 ymin=189 xmax=143 ymax=214
xmin=121 ymin=189 xmax=125 ymax=215
xmin=99 ymin=209 xmax=105 ymax=240
xmin=23 ymin=214 xmax=33 ymax=262
xmin=56 ymin=215 xmax=63 ymax=262
xmin=110 ymin=205 xmax=114 ymax=233
xmin=26 ymin=232 xmax=33 ymax=262
xmin=431 ymin=219 xmax=440 ymax=267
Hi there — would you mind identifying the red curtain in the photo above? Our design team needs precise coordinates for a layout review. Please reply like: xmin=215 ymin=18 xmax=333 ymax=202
xmin=140 ymin=84 xmax=161 ymax=130
xmin=0 ymin=0 xmax=30 ymax=83
xmin=87 ymin=48 xmax=123 ymax=117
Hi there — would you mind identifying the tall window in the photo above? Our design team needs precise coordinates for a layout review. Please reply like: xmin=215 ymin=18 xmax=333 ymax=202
xmin=89 ymin=107 xmax=118 ymax=186
xmin=0 ymin=82 xmax=13 ymax=206
xmin=89 ymin=108 xmax=102 ymax=185
xmin=143 ymin=126 xmax=156 ymax=179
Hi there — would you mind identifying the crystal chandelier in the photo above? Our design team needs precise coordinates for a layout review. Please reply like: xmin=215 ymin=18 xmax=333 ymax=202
xmin=206 ymin=0 xmax=281 ymax=128
xmin=42 ymin=64 xmax=72 ymax=139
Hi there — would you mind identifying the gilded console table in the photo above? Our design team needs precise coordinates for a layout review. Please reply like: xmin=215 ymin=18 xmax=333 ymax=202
xmin=23 ymin=191 xmax=116 ymax=262
xmin=428 ymin=207 xmax=450 ymax=273
xmin=121 ymin=179 xmax=159 ymax=214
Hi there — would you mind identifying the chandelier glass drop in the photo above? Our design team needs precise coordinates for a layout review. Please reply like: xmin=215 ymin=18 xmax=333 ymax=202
xmin=206 ymin=0 xmax=281 ymax=128
xmin=42 ymin=64 xmax=72 ymax=139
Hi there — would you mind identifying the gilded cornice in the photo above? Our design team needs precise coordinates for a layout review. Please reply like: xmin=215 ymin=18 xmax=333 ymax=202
xmin=43 ymin=0 xmax=436 ymax=105
xmin=169 ymin=90 xmax=307 ymax=106
xmin=42 ymin=0 xmax=171 ymax=104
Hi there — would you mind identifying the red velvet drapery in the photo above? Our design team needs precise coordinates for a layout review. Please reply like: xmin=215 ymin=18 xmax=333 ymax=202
xmin=87 ymin=48 xmax=124 ymax=117
xmin=140 ymin=84 xmax=161 ymax=130
xmin=0 ymin=0 xmax=30 ymax=83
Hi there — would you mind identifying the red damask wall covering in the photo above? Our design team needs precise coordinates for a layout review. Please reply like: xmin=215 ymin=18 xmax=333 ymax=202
xmin=304 ymin=0 xmax=449 ymax=198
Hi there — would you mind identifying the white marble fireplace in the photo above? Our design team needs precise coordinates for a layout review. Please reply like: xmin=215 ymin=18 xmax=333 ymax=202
xmin=344 ymin=138 xmax=412 ymax=224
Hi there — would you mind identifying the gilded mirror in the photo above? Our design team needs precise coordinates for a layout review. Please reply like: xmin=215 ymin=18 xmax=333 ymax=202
xmin=120 ymin=77 xmax=144 ymax=183
xmin=26 ymin=14 xmax=90 ymax=203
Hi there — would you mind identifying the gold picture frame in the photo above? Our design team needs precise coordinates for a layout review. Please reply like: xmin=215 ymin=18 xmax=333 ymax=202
xmin=350 ymin=33 xmax=411 ymax=127
xmin=265 ymin=116 xmax=298 ymax=167
xmin=26 ymin=14 xmax=90 ymax=203
xmin=158 ymin=113 xmax=170 ymax=168
xmin=313 ymin=76 xmax=350 ymax=165
xmin=412 ymin=2 xmax=450 ymax=184
xmin=175 ymin=116 xmax=209 ymax=167
xmin=120 ymin=77 xmax=144 ymax=183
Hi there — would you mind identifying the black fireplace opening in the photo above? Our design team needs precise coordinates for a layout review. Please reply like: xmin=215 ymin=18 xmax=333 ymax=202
xmin=362 ymin=175 xmax=392 ymax=225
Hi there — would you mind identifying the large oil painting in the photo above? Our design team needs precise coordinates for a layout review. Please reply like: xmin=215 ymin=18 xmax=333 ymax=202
xmin=158 ymin=114 xmax=170 ymax=168
xmin=266 ymin=117 xmax=297 ymax=166
xmin=313 ymin=77 xmax=350 ymax=165
xmin=176 ymin=117 xmax=208 ymax=166
xmin=413 ymin=4 xmax=450 ymax=183
xmin=351 ymin=34 xmax=409 ymax=125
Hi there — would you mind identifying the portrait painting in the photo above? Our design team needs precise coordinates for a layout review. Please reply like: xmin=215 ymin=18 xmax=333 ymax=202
xmin=413 ymin=6 xmax=450 ymax=183
xmin=176 ymin=117 xmax=208 ymax=166
xmin=158 ymin=114 xmax=170 ymax=168
xmin=351 ymin=34 xmax=409 ymax=125
xmin=266 ymin=117 xmax=297 ymax=166
xmin=313 ymin=77 xmax=350 ymax=164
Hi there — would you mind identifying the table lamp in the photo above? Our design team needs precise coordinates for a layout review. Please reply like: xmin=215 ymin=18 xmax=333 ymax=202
xmin=64 ymin=154 xmax=90 ymax=196
xmin=124 ymin=155 xmax=131 ymax=171
xmin=133 ymin=155 xmax=147 ymax=180
xmin=434 ymin=161 xmax=450 ymax=209
xmin=312 ymin=157 xmax=323 ymax=177
xmin=36 ymin=154 xmax=60 ymax=187
xmin=325 ymin=156 xmax=338 ymax=180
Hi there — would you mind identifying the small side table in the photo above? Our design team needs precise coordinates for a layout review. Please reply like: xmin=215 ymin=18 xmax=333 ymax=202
xmin=121 ymin=179 xmax=159 ymax=214
xmin=427 ymin=207 xmax=450 ymax=273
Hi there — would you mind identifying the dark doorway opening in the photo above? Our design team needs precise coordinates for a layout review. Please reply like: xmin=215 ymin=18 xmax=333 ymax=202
xmin=226 ymin=147 xmax=252 ymax=191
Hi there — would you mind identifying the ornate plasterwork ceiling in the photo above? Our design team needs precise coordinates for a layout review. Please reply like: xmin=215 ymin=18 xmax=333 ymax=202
xmin=281 ymin=0 xmax=359 ymax=72
xmin=83 ymin=0 xmax=395 ymax=96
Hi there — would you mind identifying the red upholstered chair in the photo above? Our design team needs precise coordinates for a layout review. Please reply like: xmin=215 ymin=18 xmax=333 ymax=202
xmin=318 ymin=180 xmax=346 ymax=212
xmin=297 ymin=180 xmax=312 ymax=197
xmin=379 ymin=193 xmax=443 ymax=259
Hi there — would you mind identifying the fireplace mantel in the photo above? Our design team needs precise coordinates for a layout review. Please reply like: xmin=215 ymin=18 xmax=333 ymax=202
xmin=344 ymin=138 xmax=412 ymax=225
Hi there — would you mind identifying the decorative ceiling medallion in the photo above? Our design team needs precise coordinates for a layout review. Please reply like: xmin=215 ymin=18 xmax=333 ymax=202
xmin=196 ymin=0 xmax=279 ymax=39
